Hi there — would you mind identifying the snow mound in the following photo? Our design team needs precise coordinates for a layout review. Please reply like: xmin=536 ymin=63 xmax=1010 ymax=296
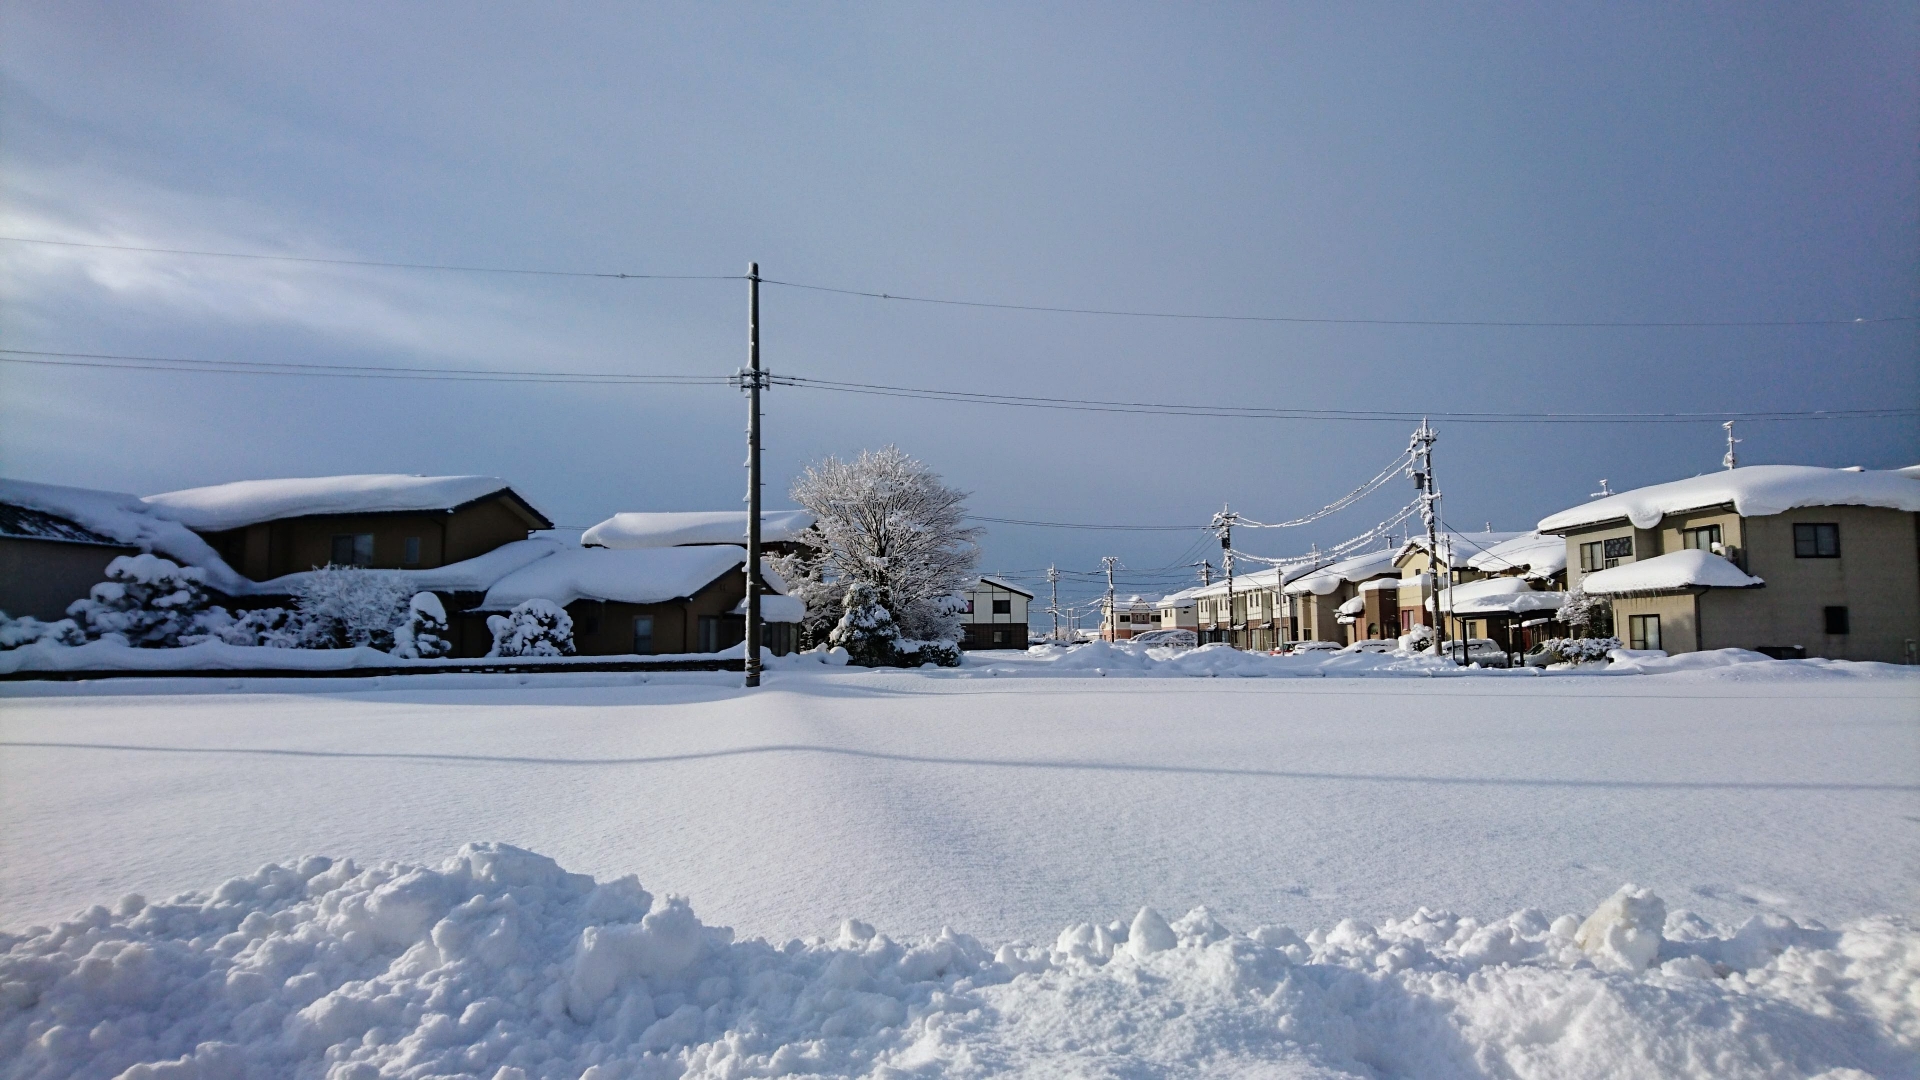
xmin=580 ymin=511 xmax=816 ymax=550
xmin=1539 ymin=464 xmax=1920 ymax=533
xmin=0 ymin=479 xmax=248 ymax=594
xmin=143 ymin=475 xmax=539 ymax=532
xmin=3 ymin=846 xmax=1915 ymax=1079
xmin=481 ymin=547 xmax=746 ymax=610
xmin=1581 ymin=549 xmax=1765 ymax=594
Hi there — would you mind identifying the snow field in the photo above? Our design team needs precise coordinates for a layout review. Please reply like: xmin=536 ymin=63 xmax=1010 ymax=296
xmin=3 ymin=843 xmax=1916 ymax=1079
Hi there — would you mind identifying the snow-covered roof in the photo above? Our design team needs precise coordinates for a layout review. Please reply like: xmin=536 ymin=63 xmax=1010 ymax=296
xmin=580 ymin=510 xmax=816 ymax=549
xmin=1538 ymin=466 xmax=1920 ymax=533
xmin=248 ymin=539 xmax=565 ymax=596
xmin=1283 ymin=548 xmax=1402 ymax=596
xmin=1465 ymin=532 xmax=1568 ymax=579
xmin=144 ymin=474 xmax=548 ymax=531
xmin=731 ymin=594 xmax=807 ymax=623
xmin=480 ymin=545 xmax=745 ymax=610
xmin=1336 ymin=596 xmax=1367 ymax=616
xmin=0 ymin=478 xmax=250 ymax=593
xmin=1578 ymin=550 xmax=1764 ymax=595
xmin=1432 ymin=576 xmax=1566 ymax=615
xmin=973 ymin=576 xmax=1035 ymax=598
xmin=1359 ymin=576 xmax=1404 ymax=592
xmin=1155 ymin=586 xmax=1204 ymax=607
xmin=1396 ymin=531 xmax=1528 ymax=566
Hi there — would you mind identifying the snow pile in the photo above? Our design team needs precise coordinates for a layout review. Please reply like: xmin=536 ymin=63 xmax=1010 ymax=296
xmin=1282 ymin=548 xmax=1401 ymax=596
xmin=142 ymin=475 xmax=538 ymax=532
xmin=0 ymin=479 xmax=248 ymax=594
xmin=2 ymin=846 xmax=1915 ymax=1080
xmin=1466 ymin=531 xmax=1569 ymax=578
xmin=581 ymin=511 xmax=816 ymax=549
xmin=482 ymin=548 xmax=746 ymax=610
xmin=1539 ymin=464 xmax=1920 ymax=532
xmin=1581 ymin=549 xmax=1764 ymax=594
xmin=1435 ymin=575 xmax=1565 ymax=615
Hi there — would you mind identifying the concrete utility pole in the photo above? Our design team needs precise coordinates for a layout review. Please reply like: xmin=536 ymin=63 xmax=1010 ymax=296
xmin=1101 ymin=556 xmax=1119 ymax=641
xmin=742 ymin=262 xmax=766 ymax=688
xmin=1408 ymin=422 xmax=1446 ymax=657
xmin=1212 ymin=506 xmax=1238 ymax=647
xmin=1046 ymin=565 xmax=1060 ymax=642
xmin=1722 ymin=421 xmax=1740 ymax=471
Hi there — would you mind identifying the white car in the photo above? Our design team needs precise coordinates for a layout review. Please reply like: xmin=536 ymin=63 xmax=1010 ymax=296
xmin=1339 ymin=639 xmax=1396 ymax=654
xmin=1439 ymin=638 xmax=1513 ymax=668
xmin=1285 ymin=640 xmax=1343 ymax=655
xmin=1129 ymin=628 xmax=1198 ymax=648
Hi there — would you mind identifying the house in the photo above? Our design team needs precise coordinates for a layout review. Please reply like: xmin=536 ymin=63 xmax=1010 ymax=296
xmin=957 ymin=577 xmax=1031 ymax=649
xmin=1191 ymin=569 xmax=1297 ymax=650
xmin=0 ymin=478 xmax=250 ymax=620
xmin=1100 ymin=594 xmax=1155 ymax=640
xmin=1540 ymin=465 xmax=1920 ymax=662
xmin=1283 ymin=548 xmax=1403 ymax=645
xmin=1390 ymin=531 xmax=1527 ymax=637
xmin=143 ymin=474 xmax=553 ymax=582
xmin=1437 ymin=531 xmax=1572 ymax=653
xmin=1154 ymin=586 xmax=1203 ymax=635
xmin=580 ymin=510 xmax=816 ymax=556
xmin=475 ymin=545 xmax=801 ymax=656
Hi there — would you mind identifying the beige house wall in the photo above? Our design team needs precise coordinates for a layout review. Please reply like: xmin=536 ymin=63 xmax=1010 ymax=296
xmin=1563 ymin=522 xmax=1660 ymax=591
xmin=1611 ymin=593 xmax=1701 ymax=653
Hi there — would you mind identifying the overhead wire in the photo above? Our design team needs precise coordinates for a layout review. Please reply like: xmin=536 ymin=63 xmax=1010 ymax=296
xmin=0 ymin=236 xmax=741 ymax=281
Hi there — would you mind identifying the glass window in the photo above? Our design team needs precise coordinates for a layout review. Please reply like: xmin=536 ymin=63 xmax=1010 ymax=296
xmin=961 ymin=598 xmax=974 ymax=614
xmin=632 ymin=615 xmax=654 ymax=654
xmin=1794 ymin=523 xmax=1840 ymax=558
xmin=1628 ymin=614 xmax=1661 ymax=651
xmin=1824 ymin=606 xmax=1849 ymax=635
xmin=403 ymin=536 xmax=422 ymax=565
xmin=331 ymin=534 xmax=374 ymax=567
xmin=1680 ymin=525 xmax=1721 ymax=551
xmin=992 ymin=598 xmax=1011 ymax=615
xmin=1579 ymin=542 xmax=1605 ymax=573
xmin=1602 ymin=537 xmax=1633 ymax=567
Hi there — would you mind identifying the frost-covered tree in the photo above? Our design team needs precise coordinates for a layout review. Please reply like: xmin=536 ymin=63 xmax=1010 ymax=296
xmin=67 ymin=554 xmax=214 ymax=647
xmin=295 ymin=566 xmax=410 ymax=650
xmin=1556 ymin=588 xmax=1612 ymax=638
xmin=205 ymin=606 xmax=305 ymax=648
xmin=776 ymin=445 xmax=980 ymax=643
xmin=827 ymin=581 xmax=900 ymax=667
xmin=0 ymin=612 xmax=86 ymax=650
xmin=487 ymin=599 xmax=575 ymax=657
xmin=392 ymin=592 xmax=452 ymax=659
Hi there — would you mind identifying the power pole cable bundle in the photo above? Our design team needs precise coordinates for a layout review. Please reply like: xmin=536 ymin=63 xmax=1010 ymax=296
xmin=1211 ymin=506 xmax=1238 ymax=647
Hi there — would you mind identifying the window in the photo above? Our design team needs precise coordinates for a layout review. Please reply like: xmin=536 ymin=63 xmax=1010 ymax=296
xmin=961 ymin=598 xmax=975 ymax=615
xmin=1628 ymin=614 xmax=1661 ymax=651
xmin=698 ymin=616 xmax=723 ymax=653
xmin=331 ymin=534 xmax=374 ymax=567
xmin=1680 ymin=525 xmax=1721 ymax=551
xmin=403 ymin=536 xmax=422 ymax=565
xmin=1579 ymin=542 xmax=1603 ymax=573
xmin=992 ymin=598 xmax=1011 ymax=615
xmin=992 ymin=629 xmax=1007 ymax=644
xmin=1824 ymin=606 xmax=1850 ymax=635
xmin=632 ymin=616 xmax=654 ymax=654
xmin=1794 ymin=523 xmax=1840 ymax=558
xmin=1602 ymin=537 xmax=1633 ymax=567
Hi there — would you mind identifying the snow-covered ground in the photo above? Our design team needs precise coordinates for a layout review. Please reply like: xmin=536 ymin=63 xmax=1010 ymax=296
xmin=3 ymin=651 xmax=1916 ymax=1077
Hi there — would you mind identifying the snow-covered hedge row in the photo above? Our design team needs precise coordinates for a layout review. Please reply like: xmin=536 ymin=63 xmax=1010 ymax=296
xmin=1 ymin=845 xmax=1911 ymax=1079
xmin=1537 ymin=637 xmax=1625 ymax=663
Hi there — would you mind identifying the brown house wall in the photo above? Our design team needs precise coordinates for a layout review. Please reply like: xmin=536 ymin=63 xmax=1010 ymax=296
xmin=0 ymin=537 xmax=138 ymax=620
xmin=202 ymin=494 xmax=540 ymax=581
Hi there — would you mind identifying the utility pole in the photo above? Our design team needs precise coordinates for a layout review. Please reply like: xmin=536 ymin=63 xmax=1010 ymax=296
xmin=742 ymin=262 xmax=766 ymax=688
xmin=1408 ymin=422 xmax=1445 ymax=657
xmin=1196 ymin=560 xmax=1213 ymax=586
xmin=1046 ymin=565 xmax=1060 ymax=643
xmin=1722 ymin=421 xmax=1740 ymax=471
xmin=1101 ymin=556 xmax=1119 ymax=641
xmin=1212 ymin=505 xmax=1238 ymax=648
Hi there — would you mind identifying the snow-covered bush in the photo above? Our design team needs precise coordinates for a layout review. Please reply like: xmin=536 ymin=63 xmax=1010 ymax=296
xmin=1397 ymin=624 xmax=1434 ymax=652
xmin=0 ymin=612 xmax=85 ymax=650
xmin=204 ymin=607 xmax=306 ymax=648
xmin=295 ymin=566 xmax=410 ymax=650
xmin=1536 ymin=636 xmax=1622 ymax=664
xmin=828 ymin=581 xmax=900 ymax=667
xmin=392 ymin=592 xmax=452 ymax=659
xmin=1556 ymin=588 xmax=1612 ymax=637
xmin=487 ymin=599 xmax=575 ymax=657
xmin=777 ymin=445 xmax=979 ymax=645
xmin=66 ymin=554 xmax=213 ymax=647
xmin=898 ymin=638 xmax=962 ymax=668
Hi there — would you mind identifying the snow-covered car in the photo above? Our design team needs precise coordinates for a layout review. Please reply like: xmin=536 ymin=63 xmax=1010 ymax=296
xmin=1522 ymin=643 xmax=1561 ymax=668
xmin=1285 ymin=640 xmax=1343 ymax=655
xmin=1339 ymin=639 xmax=1396 ymax=654
xmin=1442 ymin=638 xmax=1513 ymax=668
xmin=1129 ymin=628 xmax=1198 ymax=648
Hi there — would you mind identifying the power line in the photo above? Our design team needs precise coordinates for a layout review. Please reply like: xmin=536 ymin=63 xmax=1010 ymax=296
xmin=0 ymin=236 xmax=740 ymax=281
xmin=966 ymin=513 xmax=1208 ymax=531
xmin=0 ymin=349 xmax=731 ymax=386
xmin=758 ymin=277 xmax=1914 ymax=328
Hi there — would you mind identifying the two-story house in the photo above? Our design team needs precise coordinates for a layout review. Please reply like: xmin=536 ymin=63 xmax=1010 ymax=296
xmin=956 ymin=577 xmax=1032 ymax=649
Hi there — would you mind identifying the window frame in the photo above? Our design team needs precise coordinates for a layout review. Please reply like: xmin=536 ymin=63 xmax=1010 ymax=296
xmin=1679 ymin=524 xmax=1722 ymax=551
xmin=331 ymin=533 xmax=375 ymax=568
xmin=991 ymin=598 xmax=1012 ymax=615
xmin=632 ymin=615 xmax=654 ymax=655
xmin=1627 ymin=614 xmax=1661 ymax=651
xmin=403 ymin=536 xmax=422 ymax=566
xmin=1794 ymin=523 xmax=1840 ymax=559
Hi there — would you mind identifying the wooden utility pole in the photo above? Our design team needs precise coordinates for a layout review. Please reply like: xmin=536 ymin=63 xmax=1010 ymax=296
xmin=743 ymin=262 xmax=765 ymax=687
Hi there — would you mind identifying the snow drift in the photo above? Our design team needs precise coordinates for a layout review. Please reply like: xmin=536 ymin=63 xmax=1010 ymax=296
xmin=2 ymin=845 xmax=1913 ymax=1080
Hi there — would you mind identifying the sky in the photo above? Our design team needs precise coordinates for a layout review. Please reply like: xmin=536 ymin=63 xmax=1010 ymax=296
xmin=2 ymin=3 xmax=1915 ymax=619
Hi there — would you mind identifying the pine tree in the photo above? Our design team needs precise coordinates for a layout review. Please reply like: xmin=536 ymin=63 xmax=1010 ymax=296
xmin=827 ymin=581 xmax=901 ymax=667
xmin=66 ymin=554 xmax=213 ymax=647
xmin=393 ymin=592 xmax=452 ymax=659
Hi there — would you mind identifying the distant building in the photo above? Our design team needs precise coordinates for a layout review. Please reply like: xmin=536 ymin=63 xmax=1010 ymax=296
xmin=1540 ymin=465 xmax=1920 ymax=662
xmin=958 ymin=577 xmax=1031 ymax=649
xmin=1100 ymin=594 xmax=1154 ymax=641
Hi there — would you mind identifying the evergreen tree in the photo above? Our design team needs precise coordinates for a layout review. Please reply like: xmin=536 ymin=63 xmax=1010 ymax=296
xmin=827 ymin=581 xmax=900 ymax=667
xmin=67 ymin=554 xmax=213 ymax=647
xmin=487 ymin=599 xmax=575 ymax=657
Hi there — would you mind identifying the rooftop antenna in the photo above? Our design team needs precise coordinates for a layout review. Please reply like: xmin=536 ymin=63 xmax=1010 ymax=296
xmin=1722 ymin=420 xmax=1740 ymax=471
xmin=1591 ymin=479 xmax=1613 ymax=498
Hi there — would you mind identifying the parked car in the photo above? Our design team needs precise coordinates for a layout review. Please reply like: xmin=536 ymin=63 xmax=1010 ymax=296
xmin=1130 ymin=628 xmax=1198 ymax=649
xmin=1442 ymin=638 xmax=1513 ymax=668
xmin=1522 ymin=643 xmax=1561 ymax=668
xmin=1285 ymin=640 xmax=1343 ymax=655
xmin=1339 ymin=639 xmax=1396 ymax=654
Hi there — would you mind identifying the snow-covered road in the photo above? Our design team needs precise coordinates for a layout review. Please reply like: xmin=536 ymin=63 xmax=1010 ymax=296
xmin=4 ymin=659 xmax=1914 ymax=940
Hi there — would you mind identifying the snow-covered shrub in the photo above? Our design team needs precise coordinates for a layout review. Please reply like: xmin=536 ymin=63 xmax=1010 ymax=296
xmin=200 ymin=607 xmax=304 ymax=648
xmin=1556 ymin=588 xmax=1612 ymax=637
xmin=66 ymin=554 xmax=213 ymax=647
xmin=1536 ymin=636 xmax=1622 ymax=664
xmin=0 ymin=612 xmax=85 ymax=650
xmin=828 ymin=581 xmax=900 ymax=667
xmin=487 ymin=599 xmax=574 ymax=657
xmin=295 ymin=566 xmax=409 ymax=650
xmin=898 ymin=638 xmax=962 ymax=668
xmin=392 ymin=592 xmax=452 ymax=659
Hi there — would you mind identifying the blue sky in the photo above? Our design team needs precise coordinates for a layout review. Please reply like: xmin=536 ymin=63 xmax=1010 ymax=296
xmin=2 ymin=3 xmax=1913 ymax=612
